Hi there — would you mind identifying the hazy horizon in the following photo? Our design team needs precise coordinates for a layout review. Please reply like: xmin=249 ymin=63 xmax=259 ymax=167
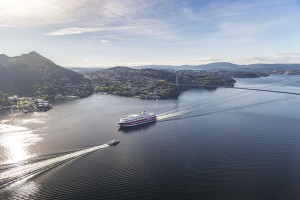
xmin=3 ymin=51 xmax=300 ymax=69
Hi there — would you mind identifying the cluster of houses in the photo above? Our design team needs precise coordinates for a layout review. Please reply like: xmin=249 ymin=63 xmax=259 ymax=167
xmin=7 ymin=95 xmax=52 ymax=113
xmin=5 ymin=92 xmax=81 ymax=113
xmin=7 ymin=95 xmax=18 ymax=101
xmin=34 ymin=99 xmax=52 ymax=112
xmin=89 ymin=71 xmax=178 ymax=99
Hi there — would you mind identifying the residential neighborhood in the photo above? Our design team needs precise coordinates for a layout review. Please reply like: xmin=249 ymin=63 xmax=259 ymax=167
xmin=85 ymin=67 xmax=236 ymax=99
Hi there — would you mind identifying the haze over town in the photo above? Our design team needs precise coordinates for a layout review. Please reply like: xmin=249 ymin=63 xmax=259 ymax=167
xmin=1 ymin=0 xmax=300 ymax=67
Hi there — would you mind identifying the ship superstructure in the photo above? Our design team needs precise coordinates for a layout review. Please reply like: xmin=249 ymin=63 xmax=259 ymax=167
xmin=118 ymin=111 xmax=156 ymax=127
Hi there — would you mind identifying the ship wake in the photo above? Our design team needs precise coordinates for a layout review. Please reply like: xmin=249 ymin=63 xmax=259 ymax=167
xmin=0 ymin=144 xmax=109 ymax=189
xmin=157 ymin=92 xmax=298 ymax=122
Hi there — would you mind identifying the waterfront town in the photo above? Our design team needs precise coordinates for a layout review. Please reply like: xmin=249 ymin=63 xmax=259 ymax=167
xmin=0 ymin=79 xmax=92 ymax=113
xmin=85 ymin=67 xmax=236 ymax=99
xmin=1 ymin=95 xmax=51 ymax=113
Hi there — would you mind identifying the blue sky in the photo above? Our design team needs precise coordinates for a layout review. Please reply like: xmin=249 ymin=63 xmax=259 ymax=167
xmin=1 ymin=0 xmax=300 ymax=67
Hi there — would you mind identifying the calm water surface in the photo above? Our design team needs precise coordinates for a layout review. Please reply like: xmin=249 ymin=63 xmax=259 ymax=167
xmin=1 ymin=75 xmax=300 ymax=200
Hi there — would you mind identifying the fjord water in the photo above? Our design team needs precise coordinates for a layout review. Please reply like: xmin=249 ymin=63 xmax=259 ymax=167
xmin=1 ymin=75 xmax=300 ymax=200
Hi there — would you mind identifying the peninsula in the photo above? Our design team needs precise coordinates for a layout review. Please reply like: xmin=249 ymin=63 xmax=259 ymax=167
xmin=85 ymin=67 xmax=236 ymax=99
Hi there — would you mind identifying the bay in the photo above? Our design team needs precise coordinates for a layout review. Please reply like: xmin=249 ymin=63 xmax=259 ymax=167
xmin=1 ymin=75 xmax=300 ymax=200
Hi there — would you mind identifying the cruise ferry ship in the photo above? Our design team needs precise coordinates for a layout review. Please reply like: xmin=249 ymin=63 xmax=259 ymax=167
xmin=118 ymin=111 xmax=157 ymax=127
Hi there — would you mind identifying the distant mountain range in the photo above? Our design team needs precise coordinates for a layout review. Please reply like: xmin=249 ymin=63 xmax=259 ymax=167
xmin=70 ymin=62 xmax=300 ymax=74
xmin=0 ymin=51 xmax=92 ymax=97
xmin=135 ymin=62 xmax=300 ymax=72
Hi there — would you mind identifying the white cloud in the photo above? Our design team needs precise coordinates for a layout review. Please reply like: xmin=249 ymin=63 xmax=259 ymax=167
xmin=0 ymin=0 xmax=174 ymax=39
xmin=0 ymin=0 xmax=82 ymax=26
xmin=100 ymin=39 xmax=109 ymax=44
xmin=46 ymin=27 xmax=100 ymax=36
xmin=3 ymin=0 xmax=297 ymax=42
xmin=0 ymin=0 xmax=137 ymax=26
xmin=100 ymin=39 xmax=110 ymax=46
xmin=2 ymin=0 xmax=300 ymax=67
xmin=46 ymin=19 xmax=175 ymax=39
xmin=0 ymin=24 xmax=16 ymax=27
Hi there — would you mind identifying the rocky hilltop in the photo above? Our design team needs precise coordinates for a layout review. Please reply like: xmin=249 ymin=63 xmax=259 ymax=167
xmin=0 ymin=51 xmax=93 ymax=99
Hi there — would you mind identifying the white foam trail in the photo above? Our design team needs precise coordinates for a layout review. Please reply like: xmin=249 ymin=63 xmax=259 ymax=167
xmin=157 ymin=90 xmax=251 ymax=121
xmin=0 ymin=144 xmax=109 ymax=188
xmin=157 ymin=90 xmax=247 ymax=120
xmin=157 ymin=94 xmax=298 ymax=122
xmin=157 ymin=83 xmax=294 ymax=121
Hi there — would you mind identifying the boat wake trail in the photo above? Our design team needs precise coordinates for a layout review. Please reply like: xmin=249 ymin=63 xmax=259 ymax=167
xmin=157 ymin=90 xmax=255 ymax=121
xmin=157 ymin=96 xmax=298 ymax=122
xmin=157 ymin=77 xmax=300 ymax=122
xmin=156 ymin=74 xmax=300 ymax=122
xmin=0 ymin=144 xmax=109 ymax=189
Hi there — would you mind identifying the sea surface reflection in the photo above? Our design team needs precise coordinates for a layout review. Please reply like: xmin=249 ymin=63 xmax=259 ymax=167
xmin=0 ymin=113 xmax=46 ymax=165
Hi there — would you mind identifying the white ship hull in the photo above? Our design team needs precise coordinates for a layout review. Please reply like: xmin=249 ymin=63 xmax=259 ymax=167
xmin=118 ymin=112 xmax=156 ymax=127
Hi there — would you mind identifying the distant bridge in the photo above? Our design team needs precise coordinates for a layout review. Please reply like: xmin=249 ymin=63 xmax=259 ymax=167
xmin=173 ymin=71 xmax=300 ymax=96
xmin=232 ymin=87 xmax=300 ymax=96
xmin=174 ymin=83 xmax=300 ymax=96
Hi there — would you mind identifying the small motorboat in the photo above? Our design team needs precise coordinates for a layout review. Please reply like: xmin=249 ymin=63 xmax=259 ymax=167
xmin=107 ymin=139 xmax=120 ymax=146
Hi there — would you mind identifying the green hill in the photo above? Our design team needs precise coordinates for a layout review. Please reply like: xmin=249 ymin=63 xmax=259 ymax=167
xmin=0 ymin=51 xmax=93 ymax=98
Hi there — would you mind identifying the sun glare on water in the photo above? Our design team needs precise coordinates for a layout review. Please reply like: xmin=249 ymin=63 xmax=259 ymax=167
xmin=0 ymin=122 xmax=43 ymax=165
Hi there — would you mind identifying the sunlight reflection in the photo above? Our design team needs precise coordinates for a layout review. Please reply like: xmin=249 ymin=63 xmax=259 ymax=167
xmin=9 ymin=179 xmax=39 ymax=200
xmin=0 ymin=123 xmax=43 ymax=165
